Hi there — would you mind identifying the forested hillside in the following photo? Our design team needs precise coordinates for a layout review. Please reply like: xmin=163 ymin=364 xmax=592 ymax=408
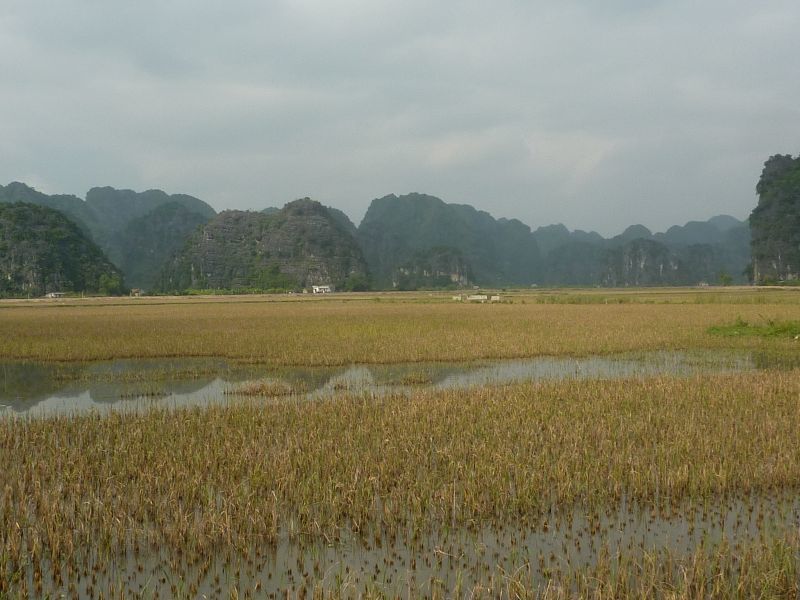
xmin=357 ymin=193 xmax=541 ymax=287
xmin=159 ymin=198 xmax=368 ymax=292
xmin=358 ymin=192 xmax=749 ymax=288
xmin=750 ymin=154 xmax=800 ymax=283
xmin=0 ymin=203 xmax=123 ymax=297
xmin=0 ymin=183 xmax=215 ymax=289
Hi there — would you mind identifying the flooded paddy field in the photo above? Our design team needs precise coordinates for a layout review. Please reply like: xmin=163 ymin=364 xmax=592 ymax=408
xmin=2 ymin=293 xmax=800 ymax=597
xmin=0 ymin=349 xmax=786 ymax=417
xmin=3 ymin=365 xmax=800 ymax=597
xmin=9 ymin=492 xmax=800 ymax=597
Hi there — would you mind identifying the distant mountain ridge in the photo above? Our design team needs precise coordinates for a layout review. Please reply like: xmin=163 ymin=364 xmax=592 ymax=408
xmin=82 ymin=187 xmax=215 ymax=264
xmin=0 ymin=180 xmax=757 ymax=295
xmin=358 ymin=192 xmax=750 ymax=288
xmin=0 ymin=182 xmax=216 ymax=289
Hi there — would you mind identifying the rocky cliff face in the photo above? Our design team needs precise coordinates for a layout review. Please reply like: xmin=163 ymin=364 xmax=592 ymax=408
xmin=601 ymin=239 xmax=679 ymax=286
xmin=393 ymin=246 xmax=472 ymax=290
xmin=159 ymin=198 xmax=368 ymax=292
xmin=750 ymin=154 xmax=800 ymax=283
xmin=0 ymin=203 xmax=123 ymax=297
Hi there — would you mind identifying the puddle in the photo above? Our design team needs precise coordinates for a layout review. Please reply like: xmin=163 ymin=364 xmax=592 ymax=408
xmin=14 ymin=491 xmax=800 ymax=597
xmin=0 ymin=350 xmax=779 ymax=418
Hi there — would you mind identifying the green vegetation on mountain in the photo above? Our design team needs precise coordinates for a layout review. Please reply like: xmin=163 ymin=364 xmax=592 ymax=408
xmin=159 ymin=198 xmax=368 ymax=293
xmin=538 ymin=216 xmax=749 ymax=286
xmin=358 ymin=192 xmax=749 ymax=288
xmin=0 ymin=203 xmax=123 ymax=297
xmin=357 ymin=193 xmax=541 ymax=287
xmin=1 ymin=179 xmax=757 ymax=291
xmin=750 ymin=154 xmax=800 ymax=283
xmin=116 ymin=203 xmax=211 ymax=290
xmin=0 ymin=182 xmax=216 ymax=290
xmin=531 ymin=224 xmax=604 ymax=257
xmin=614 ymin=224 xmax=653 ymax=244
xmin=0 ymin=182 xmax=101 ymax=238
xmin=83 ymin=187 xmax=216 ymax=266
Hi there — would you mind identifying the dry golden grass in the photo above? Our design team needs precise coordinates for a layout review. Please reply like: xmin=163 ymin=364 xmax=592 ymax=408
xmin=0 ymin=289 xmax=798 ymax=364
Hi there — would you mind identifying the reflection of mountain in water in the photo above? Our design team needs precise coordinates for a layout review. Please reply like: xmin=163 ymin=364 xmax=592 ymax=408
xmin=87 ymin=378 xmax=217 ymax=404
xmin=0 ymin=359 xmax=237 ymax=413
xmin=0 ymin=363 xmax=82 ymax=409
xmin=0 ymin=350 xmax=774 ymax=418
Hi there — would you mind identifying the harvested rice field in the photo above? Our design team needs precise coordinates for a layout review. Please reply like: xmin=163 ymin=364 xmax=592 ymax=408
xmin=1 ymin=288 xmax=799 ymax=597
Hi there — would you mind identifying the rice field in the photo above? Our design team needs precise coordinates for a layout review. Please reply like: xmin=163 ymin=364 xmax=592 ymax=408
xmin=0 ymin=288 xmax=799 ymax=365
xmin=1 ymin=288 xmax=800 ymax=597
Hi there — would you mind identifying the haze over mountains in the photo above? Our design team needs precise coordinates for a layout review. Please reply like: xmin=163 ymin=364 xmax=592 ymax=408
xmin=1 ymin=153 xmax=797 ymax=296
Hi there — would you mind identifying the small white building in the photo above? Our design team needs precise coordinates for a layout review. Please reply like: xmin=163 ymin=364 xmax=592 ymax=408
xmin=467 ymin=294 xmax=488 ymax=303
xmin=45 ymin=292 xmax=65 ymax=299
xmin=312 ymin=285 xmax=334 ymax=294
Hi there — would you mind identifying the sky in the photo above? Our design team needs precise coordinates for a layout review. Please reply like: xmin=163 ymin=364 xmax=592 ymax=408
xmin=1 ymin=1 xmax=798 ymax=236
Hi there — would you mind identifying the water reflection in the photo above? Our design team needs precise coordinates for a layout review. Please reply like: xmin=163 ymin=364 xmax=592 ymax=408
xmin=0 ymin=350 xmax=783 ymax=418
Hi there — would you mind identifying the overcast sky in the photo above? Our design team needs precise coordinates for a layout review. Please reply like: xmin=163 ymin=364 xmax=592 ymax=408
xmin=2 ymin=1 xmax=798 ymax=236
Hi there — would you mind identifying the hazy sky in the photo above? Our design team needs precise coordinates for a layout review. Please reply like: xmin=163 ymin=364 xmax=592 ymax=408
xmin=2 ymin=1 xmax=798 ymax=236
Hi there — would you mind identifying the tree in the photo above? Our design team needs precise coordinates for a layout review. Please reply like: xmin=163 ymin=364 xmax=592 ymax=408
xmin=98 ymin=273 xmax=124 ymax=296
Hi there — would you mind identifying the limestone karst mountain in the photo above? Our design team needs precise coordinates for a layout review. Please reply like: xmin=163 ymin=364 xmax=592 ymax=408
xmin=158 ymin=198 xmax=369 ymax=292
xmin=750 ymin=154 xmax=800 ymax=283
xmin=0 ymin=202 xmax=123 ymax=297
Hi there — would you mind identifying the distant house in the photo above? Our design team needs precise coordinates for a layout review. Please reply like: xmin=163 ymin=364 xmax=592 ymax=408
xmin=467 ymin=294 xmax=488 ymax=303
xmin=312 ymin=285 xmax=334 ymax=294
xmin=45 ymin=292 xmax=65 ymax=299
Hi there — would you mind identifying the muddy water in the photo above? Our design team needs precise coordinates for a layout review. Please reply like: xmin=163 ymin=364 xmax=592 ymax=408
xmin=0 ymin=350 xmax=764 ymax=417
xmin=20 ymin=491 xmax=800 ymax=597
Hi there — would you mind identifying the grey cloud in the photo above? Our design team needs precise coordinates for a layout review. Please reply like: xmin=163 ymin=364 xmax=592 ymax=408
xmin=1 ymin=0 xmax=799 ymax=235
